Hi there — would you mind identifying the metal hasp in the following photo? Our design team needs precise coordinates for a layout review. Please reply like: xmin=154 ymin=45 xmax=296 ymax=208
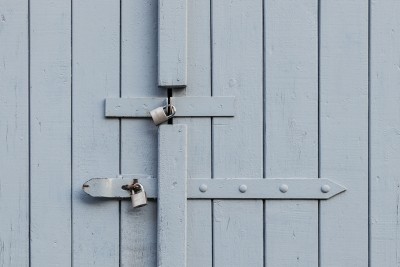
xmin=83 ymin=176 xmax=346 ymax=200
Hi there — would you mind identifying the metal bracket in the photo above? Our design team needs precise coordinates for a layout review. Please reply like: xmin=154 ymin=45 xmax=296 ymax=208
xmin=105 ymin=96 xmax=235 ymax=118
xmin=83 ymin=175 xmax=346 ymax=200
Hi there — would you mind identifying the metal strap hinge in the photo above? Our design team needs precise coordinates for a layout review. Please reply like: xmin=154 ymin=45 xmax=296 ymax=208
xmin=83 ymin=175 xmax=346 ymax=200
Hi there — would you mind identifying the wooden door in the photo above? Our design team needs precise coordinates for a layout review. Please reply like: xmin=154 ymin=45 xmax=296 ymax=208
xmin=1 ymin=0 xmax=399 ymax=266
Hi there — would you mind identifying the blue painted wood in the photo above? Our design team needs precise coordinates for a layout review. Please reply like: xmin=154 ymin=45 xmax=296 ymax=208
xmin=105 ymin=96 xmax=235 ymax=117
xmin=0 ymin=1 xmax=29 ymax=265
xmin=370 ymin=1 xmax=400 ymax=265
xmin=72 ymin=0 xmax=120 ymax=265
xmin=157 ymin=125 xmax=187 ymax=267
xmin=3 ymin=0 xmax=400 ymax=265
xmin=158 ymin=0 xmax=187 ymax=87
xmin=211 ymin=0 xmax=264 ymax=265
xmin=30 ymin=0 xmax=71 ymax=265
xmin=320 ymin=0 xmax=369 ymax=266
xmin=175 ymin=0 xmax=212 ymax=265
xmin=264 ymin=0 xmax=319 ymax=266
xmin=120 ymin=0 xmax=160 ymax=265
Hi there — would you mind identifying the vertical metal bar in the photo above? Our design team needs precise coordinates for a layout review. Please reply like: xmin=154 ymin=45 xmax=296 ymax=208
xmin=157 ymin=124 xmax=187 ymax=267
xmin=158 ymin=0 xmax=187 ymax=87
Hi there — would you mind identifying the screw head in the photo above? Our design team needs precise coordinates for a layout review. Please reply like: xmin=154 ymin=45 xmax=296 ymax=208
xmin=199 ymin=184 xmax=208 ymax=193
xmin=279 ymin=184 xmax=289 ymax=193
xmin=239 ymin=184 xmax=247 ymax=193
xmin=321 ymin=184 xmax=331 ymax=193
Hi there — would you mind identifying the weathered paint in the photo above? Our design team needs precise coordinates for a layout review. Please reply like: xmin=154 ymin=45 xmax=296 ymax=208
xmin=1 ymin=0 xmax=400 ymax=266
xmin=320 ymin=0 xmax=369 ymax=266
xmin=119 ymin=1 xmax=159 ymax=265
xmin=370 ymin=0 xmax=400 ymax=266
xmin=72 ymin=0 xmax=120 ymax=265
xmin=0 ymin=1 xmax=29 ymax=266
xmin=30 ymin=0 xmax=72 ymax=265
xmin=158 ymin=0 xmax=187 ymax=87
xmin=264 ymin=0 xmax=319 ymax=265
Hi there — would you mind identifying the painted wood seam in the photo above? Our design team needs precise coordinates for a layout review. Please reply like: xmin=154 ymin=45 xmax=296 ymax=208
xmin=119 ymin=1 xmax=160 ymax=265
xmin=212 ymin=0 xmax=264 ymax=265
xmin=175 ymin=1 xmax=213 ymax=264
xmin=320 ymin=0 xmax=369 ymax=265
xmin=72 ymin=0 xmax=120 ymax=265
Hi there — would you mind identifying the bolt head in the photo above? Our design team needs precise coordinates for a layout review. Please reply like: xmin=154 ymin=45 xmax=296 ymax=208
xmin=321 ymin=184 xmax=331 ymax=193
xmin=239 ymin=184 xmax=247 ymax=193
xmin=199 ymin=184 xmax=208 ymax=193
xmin=279 ymin=184 xmax=289 ymax=193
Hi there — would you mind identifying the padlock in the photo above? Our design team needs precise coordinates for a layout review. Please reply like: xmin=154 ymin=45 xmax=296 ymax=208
xmin=150 ymin=104 xmax=176 ymax=125
xmin=130 ymin=183 xmax=147 ymax=208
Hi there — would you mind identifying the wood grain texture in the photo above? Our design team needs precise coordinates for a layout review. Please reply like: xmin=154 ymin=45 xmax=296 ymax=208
xmin=120 ymin=0 xmax=160 ymax=265
xmin=264 ymin=0 xmax=319 ymax=266
xmin=72 ymin=0 xmax=120 ymax=265
xmin=174 ymin=1 xmax=212 ymax=264
xmin=105 ymin=96 xmax=234 ymax=117
xmin=319 ymin=0 xmax=369 ymax=266
xmin=370 ymin=0 xmax=400 ymax=265
xmin=0 ymin=0 xmax=29 ymax=266
xmin=157 ymin=125 xmax=187 ymax=267
xmin=211 ymin=0 xmax=264 ymax=265
xmin=30 ymin=0 xmax=71 ymax=265
xmin=158 ymin=0 xmax=187 ymax=87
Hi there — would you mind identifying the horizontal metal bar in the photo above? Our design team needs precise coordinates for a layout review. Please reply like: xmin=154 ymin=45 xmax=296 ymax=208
xmin=105 ymin=97 xmax=235 ymax=118
xmin=83 ymin=176 xmax=346 ymax=200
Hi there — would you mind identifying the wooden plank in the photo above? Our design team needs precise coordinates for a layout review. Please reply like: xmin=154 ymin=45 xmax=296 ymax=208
xmin=72 ymin=0 xmax=120 ymax=265
xmin=211 ymin=0 xmax=263 ymax=265
xmin=172 ymin=97 xmax=235 ymax=117
xmin=105 ymin=96 xmax=234 ymax=117
xmin=370 ymin=1 xmax=400 ymax=265
xmin=158 ymin=0 xmax=187 ymax=87
xmin=157 ymin=125 xmax=187 ymax=267
xmin=30 ymin=0 xmax=71 ymax=265
xmin=319 ymin=0 xmax=369 ymax=266
xmin=264 ymin=0 xmax=319 ymax=266
xmin=174 ymin=0 xmax=212 ymax=265
xmin=119 ymin=0 xmax=160 ymax=265
xmin=0 ymin=0 xmax=29 ymax=265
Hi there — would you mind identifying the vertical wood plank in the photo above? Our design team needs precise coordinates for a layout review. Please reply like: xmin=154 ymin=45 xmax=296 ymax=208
xmin=158 ymin=0 xmax=187 ymax=87
xmin=120 ymin=0 xmax=160 ymax=266
xmin=157 ymin=125 xmax=187 ymax=267
xmin=320 ymin=1 xmax=369 ymax=266
xmin=264 ymin=0 xmax=319 ymax=266
xmin=72 ymin=0 xmax=120 ymax=265
xmin=30 ymin=0 xmax=71 ymax=265
xmin=0 ymin=0 xmax=29 ymax=266
xmin=212 ymin=0 xmax=263 ymax=266
xmin=175 ymin=0 xmax=212 ymax=265
xmin=30 ymin=0 xmax=71 ymax=266
xmin=370 ymin=1 xmax=400 ymax=265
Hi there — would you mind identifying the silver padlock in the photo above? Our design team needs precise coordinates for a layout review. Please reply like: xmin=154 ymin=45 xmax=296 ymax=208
xmin=150 ymin=104 xmax=176 ymax=125
xmin=130 ymin=183 xmax=147 ymax=208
